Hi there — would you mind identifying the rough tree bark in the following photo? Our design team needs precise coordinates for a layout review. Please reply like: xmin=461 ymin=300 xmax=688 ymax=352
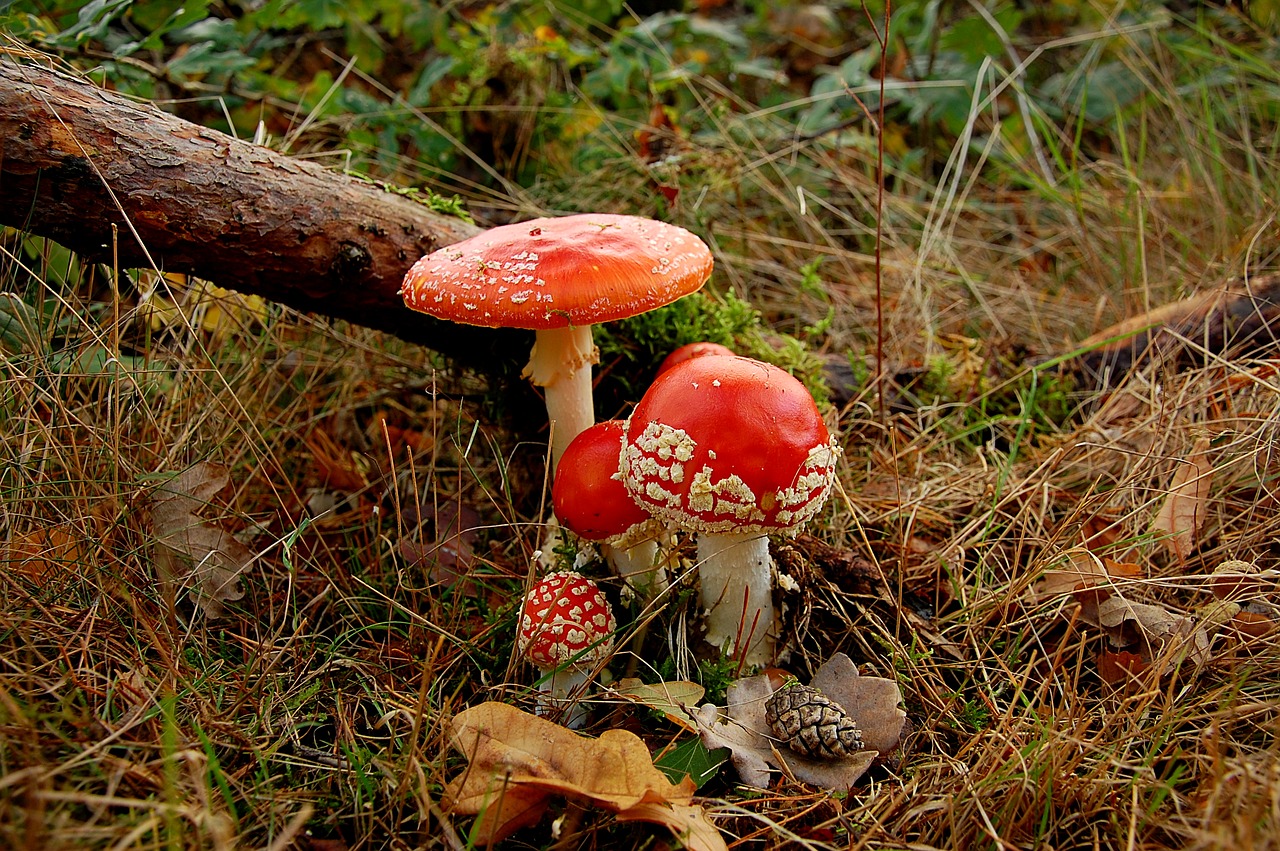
xmin=1069 ymin=272 xmax=1280 ymax=385
xmin=0 ymin=59 xmax=528 ymax=371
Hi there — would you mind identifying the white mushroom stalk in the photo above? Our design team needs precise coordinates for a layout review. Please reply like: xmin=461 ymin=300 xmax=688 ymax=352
xmin=523 ymin=324 xmax=598 ymax=470
xmin=601 ymin=521 xmax=668 ymax=597
xmin=696 ymin=531 xmax=775 ymax=664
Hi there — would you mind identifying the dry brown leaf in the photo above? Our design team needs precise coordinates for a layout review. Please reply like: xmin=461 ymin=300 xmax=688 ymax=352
xmin=150 ymin=462 xmax=252 ymax=618
xmin=398 ymin=501 xmax=480 ymax=591
xmin=1090 ymin=597 xmax=1211 ymax=674
xmin=1150 ymin=436 xmax=1213 ymax=563
xmin=444 ymin=702 xmax=726 ymax=850
xmin=5 ymin=525 xmax=84 ymax=580
xmin=615 ymin=679 xmax=705 ymax=732
xmin=1231 ymin=611 xmax=1276 ymax=639
xmin=1097 ymin=649 xmax=1150 ymax=684
xmin=695 ymin=653 xmax=905 ymax=790
xmin=1034 ymin=549 xmax=1144 ymax=604
xmin=615 ymin=800 xmax=729 ymax=851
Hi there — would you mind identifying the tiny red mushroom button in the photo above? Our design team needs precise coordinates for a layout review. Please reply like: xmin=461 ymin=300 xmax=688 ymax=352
xmin=518 ymin=571 xmax=616 ymax=669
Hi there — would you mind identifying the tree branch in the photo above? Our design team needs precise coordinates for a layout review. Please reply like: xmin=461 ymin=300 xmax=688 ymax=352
xmin=0 ymin=58 xmax=529 ymax=370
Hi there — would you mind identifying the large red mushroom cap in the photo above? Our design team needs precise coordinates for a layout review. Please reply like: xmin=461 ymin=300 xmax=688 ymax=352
xmin=621 ymin=355 xmax=839 ymax=535
xmin=518 ymin=572 xmax=617 ymax=670
xmin=553 ymin=420 xmax=652 ymax=542
xmin=399 ymin=214 xmax=713 ymax=330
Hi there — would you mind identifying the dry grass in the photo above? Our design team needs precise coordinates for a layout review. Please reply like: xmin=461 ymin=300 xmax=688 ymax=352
xmin=5 ymin=7 xmax=1280 ymax=851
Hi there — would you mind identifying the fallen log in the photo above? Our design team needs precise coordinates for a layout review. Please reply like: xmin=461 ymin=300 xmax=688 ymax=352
xmin=0 ymin=58 xmax=529 ymax=371
xmin=1068 ymin=272 xmax=1280 ymax=386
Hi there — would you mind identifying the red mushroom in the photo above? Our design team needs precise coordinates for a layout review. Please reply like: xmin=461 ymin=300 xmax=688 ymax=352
xmin=553 ymin=420 xmax=667 ymax=595
xmin=656 ymin=341 xmax=735 ymax=376
xmin=400 ymin=214 xmax=713 ymax=472
xmin=518 ymin=571 xmax=617 ymax=726
xmin=620 ymin=355 xmax=839 ymax=665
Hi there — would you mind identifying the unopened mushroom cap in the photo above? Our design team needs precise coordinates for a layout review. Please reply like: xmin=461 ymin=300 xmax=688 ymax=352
xmin=400 ymin=214 xmax=713 ymax=329
xmin=518 ymin=572 xmax=616 ymax=669
xmin=656 ymin=341 xmax=736 ymax=376
xmin=621 ymin=355 xmax=839 ymax=535
xmin=553 ymin=420 xmax=653 ymax=542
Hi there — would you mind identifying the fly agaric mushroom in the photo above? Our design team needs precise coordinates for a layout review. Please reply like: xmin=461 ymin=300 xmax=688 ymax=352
xmin=553 ymin=420 xmax=667 ymax=595
xmin=400 ymin=214 xmax=713 ymax=472
xmin=656 ymin=341 xmax=735 ymax=376
xmin=518 ymin=571 xmax=617 ymax=727
xmin=620 ymin=354 xmax=840 ymax=665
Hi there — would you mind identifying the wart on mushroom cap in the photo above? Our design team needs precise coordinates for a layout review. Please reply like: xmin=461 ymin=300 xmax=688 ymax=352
xmin=400 ymin=214 xmax=713 ymax=472
xmin=621 ymin=355 xmax=840 ymax=666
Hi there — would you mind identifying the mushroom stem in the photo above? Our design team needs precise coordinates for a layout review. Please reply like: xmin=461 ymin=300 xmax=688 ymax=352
xmin=523 ymin=324 xmax=598 ymax=473
xmin=603 ymin=538 xmax=666 ymax=596
xmin=696 ymin=532 xmax=776 ymax=666
xmin=602 ymin=519 xmax=669 ymax=597
xmin=535 ymin=665 xmax=591 ymax=729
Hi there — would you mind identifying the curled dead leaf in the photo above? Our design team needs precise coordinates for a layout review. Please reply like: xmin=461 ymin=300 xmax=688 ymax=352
xmin=1097 ymin=649 xmax=1150 ymax=684
xmin=398 ymin=501 xmax=480 ymax=591
xmin=149 ymin=462 xmax=253 ymax=618
xmin=1150 ymin=436 xmax=1213 ymax=563
xmin=695 ymin=653 xmax=905 ymax=790
xmin=616 ymin=679 xmax=705 ymax=732
xmin=1089 ymin=597 xmax=1211 ymax=675
xmin=1231 ymin=611 xmax=1276 ymax=639
xmin=1034 ymin=549 xmax=1143 ymax=605
xmin=5 ymin=524 xmax=84 ymax=580
xmin=444 ymin=702 xmax=726 ymax=850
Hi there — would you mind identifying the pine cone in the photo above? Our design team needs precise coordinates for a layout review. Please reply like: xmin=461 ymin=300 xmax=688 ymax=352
xmin=765 ymin=683 xmax=864 ymax=759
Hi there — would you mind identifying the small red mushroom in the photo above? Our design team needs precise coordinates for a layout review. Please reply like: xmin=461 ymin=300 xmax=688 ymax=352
xmin=656 ymin=341 xmax=736 ymax=376
xmin=518 ymin=571 xmax=617 ymax=726
xmin=553 ymin=420 xmax=667 ymax=595
xmin=621 ymin=355 xmax=840 ymax=665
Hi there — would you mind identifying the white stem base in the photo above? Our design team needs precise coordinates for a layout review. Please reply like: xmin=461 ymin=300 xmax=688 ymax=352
xmin=603 ymin=538 xmax=667 ymax=597
xmin=535 ymin=666 xmax=591 ymax=729
xmin=697 ymin=532 xmax=776 ymax=666
xmin=523 ymin=325 xmax=598 ymax=474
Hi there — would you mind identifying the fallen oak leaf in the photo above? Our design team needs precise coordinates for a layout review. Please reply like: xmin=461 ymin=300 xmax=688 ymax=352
xmin=398 ymin=501 xmax=481 ymax=591
xmin=1093 ymin=597 xmax=1211 ymax=674
xmin=5 ymin=524 xmax=85 ymax=580
xmin=1097 ymin=649 xmax=1150 ymax=684
xmin=1034 ymin=549 xmax=1144 ymax=605
xmin=616 ymin=800 xmax=727 ymax=851
xmin=444 ymin=702 xmax=726 ymax=850
xmin=1230 ymin=611 xmax=1276 ymax=639
xmin=810 ymin=653 xmax=905 ymax=757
